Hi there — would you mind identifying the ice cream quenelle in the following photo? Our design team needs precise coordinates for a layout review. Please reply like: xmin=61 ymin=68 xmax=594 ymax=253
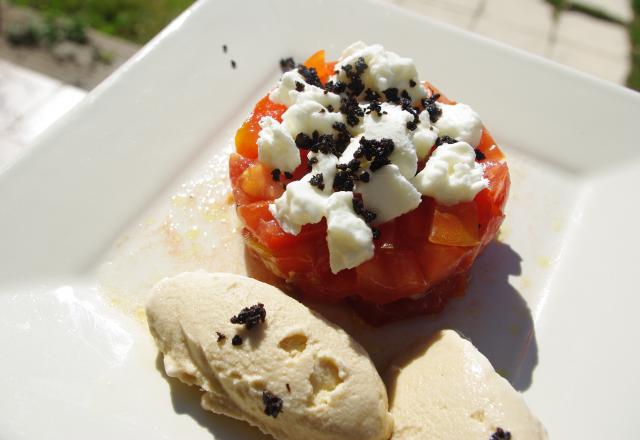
xmin=385 ymin=330 xmax=547 ymax=440
xmin=146 ymin=272 xmax=393 ymax=440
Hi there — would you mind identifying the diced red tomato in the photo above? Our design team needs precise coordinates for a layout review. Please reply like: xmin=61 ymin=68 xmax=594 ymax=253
xmin=229 ymin=51 xmax=510 ymax=324
xmin=356 ymin=250 xmax=428 ymax=304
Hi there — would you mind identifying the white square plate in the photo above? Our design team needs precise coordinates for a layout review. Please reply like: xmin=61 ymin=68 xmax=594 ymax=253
xmin=1 ymin=0 xmax=639 ymax=438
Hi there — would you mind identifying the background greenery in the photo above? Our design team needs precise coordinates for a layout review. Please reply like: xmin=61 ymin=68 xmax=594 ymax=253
xmin=9 ymin=0 xmax=194 ymax=43
xmin=7 ymin=0 xmax=640 ymax=91
xmin=629 ymin=0 xmax=640 ymax=90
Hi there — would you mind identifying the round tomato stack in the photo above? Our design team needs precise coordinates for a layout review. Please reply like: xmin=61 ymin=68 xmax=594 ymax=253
xmin=229 ymin=51 xmax=509 ymax=325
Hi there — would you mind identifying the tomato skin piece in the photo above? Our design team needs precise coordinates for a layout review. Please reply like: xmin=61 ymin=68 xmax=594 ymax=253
xmin=230 ymin=52 xmax=510 ymax=322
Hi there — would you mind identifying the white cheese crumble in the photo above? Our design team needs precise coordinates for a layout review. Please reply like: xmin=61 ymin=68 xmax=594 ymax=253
xmin=336 ymin=41 xmax=427 ymax=103
xmin=359 ymin=102 xmax=418 ymax=179
xmin=434 ymin=103 xmax=483 ymax=147
xmin=357 ymin=164 xmax=422 ymax=224
xmin=411 ymin=141 xmax=488 ymax=206
xmin=326 ymin=192 xmax=374 ymax=273
xmin=269 ymin=181 xmax=328 ymax=235
xmin=269 ymin=70 xmax=306 ymax=107
xmin=413 ymin=110 xmax=439 ymax=160
xmin=257 ymin=116 xmax=301 ymax=172
xmin=270 ymin=70 xmax=341 ymax=109
xmin=302 ymin=151 xmax=338 ymax=194
xmin=282 ymin=100 xmax=345 ymax=136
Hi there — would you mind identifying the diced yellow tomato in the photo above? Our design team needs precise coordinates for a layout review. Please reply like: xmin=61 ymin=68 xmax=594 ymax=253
xmin=238 ymin=163 xmax=284 ymax=201
xmin=235 ymin=95 xmax=286 ymax=159
xmin=429 ymin=202 xmax=481 ymax=247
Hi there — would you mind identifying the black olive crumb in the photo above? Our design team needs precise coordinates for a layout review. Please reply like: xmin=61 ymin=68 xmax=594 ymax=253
xmin=231 ymin=60 xmax=237 ymax=69
xmin=279 ymin=57 xmax=296 ymax=73
xmin=284 ymin=171 xmax=293 ymax=179
xmin=347 ymin=159 xmax=361 ymax=172
xmin=409 ymin=79 xmax=417 ymax=87
xmin=434 ymin=135 xmax=458 ymax=148
xmin=406 ymin=120 xmax=417 ymax=131
xmin=364 ymin=88 xmax=380 ymax=102
xmin=353 ymin=197 xmax=377 ymax=223
xmin=325 ymin=80 xmax=347 ymax=94
xmin=216 ymin=332 xmax=226 ymax=342
xmin=383 ymin=88 xmax=400 ymax=103
xmin=295 ymin=132 xmax=312 ymax=150
xmin=297 ymin=64 xmax=322 ymax=88
xmin=475 ymin=148 xmax=486 ymax=161
xmin=309 ymin=173 xmax=325 ymax=190
xmin=295 ymin=81 xmax=305 ymax=92
xmin=222 ymin=44 xmax=228 ymax=53
xmin=422 ymin=93 xmax=442 ymax=123
xmin=369 ymin=155 xmax=391 ymax=172
xmin=371 ymin=227 xmax=380 ymax=239
xmin=359 ymin=171 xmax=370 ymax=183
xmin=262 ymin=390 xmax=283 ymax=417
xmin=271 ymin=168 xmax=281 ymax=181
xmin=332 ymin=122 xmax=352 ymax=156
xmin=338 ymin=57 xmax=368 ymax=96
xmin=232 ymin=335 xmax=243 ymax=346
xmin=339 ymin=95 xmax=365 ymax=127
xmin=490 ymin=427 xmax=511 ymax=440
xmin=333 ymin=172 xmax=354 ymax=191
xmin=366 ymin=99 xmax=383 ymax=116
xmin=230 ymin=303 xmax=266 ymax=329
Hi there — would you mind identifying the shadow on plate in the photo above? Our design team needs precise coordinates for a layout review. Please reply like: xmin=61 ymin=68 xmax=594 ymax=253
xmin=155 ymin=353 xmax=271 ymax=439
xmin=245 ymin=239 xmax=538 ymax=392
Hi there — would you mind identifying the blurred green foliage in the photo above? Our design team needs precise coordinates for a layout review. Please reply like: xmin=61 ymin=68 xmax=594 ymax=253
xmin=629 ymin=0 xmax=640 ymax=90
xmin=9 ymin=0 xmax=194 ymax=43
xmin=7 ymin=15 xmax=87 ymax=46
xmin=544 ymin=0 xmax=627 ymax=24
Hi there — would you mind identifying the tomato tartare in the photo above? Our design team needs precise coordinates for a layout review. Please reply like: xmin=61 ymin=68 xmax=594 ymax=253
xmin=229 ymin=43 xmax=509 ymax=325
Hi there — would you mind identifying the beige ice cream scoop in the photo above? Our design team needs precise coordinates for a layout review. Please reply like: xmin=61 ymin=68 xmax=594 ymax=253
xmin=146 ymin=271 xmax=393 ymax=440
xmin=386 ymin=330 xmax=547 ymax=440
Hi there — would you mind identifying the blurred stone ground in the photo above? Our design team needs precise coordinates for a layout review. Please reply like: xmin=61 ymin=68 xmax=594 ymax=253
xmin=0 ymin=3 xmax=139 ymax=169
xmin=391 ymin=0 xmax=632 ymax=84
xmin=0 ymin=4 xmax=139 ymax=90
xmin=0 ymin=0 xmax=635 ymax=169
